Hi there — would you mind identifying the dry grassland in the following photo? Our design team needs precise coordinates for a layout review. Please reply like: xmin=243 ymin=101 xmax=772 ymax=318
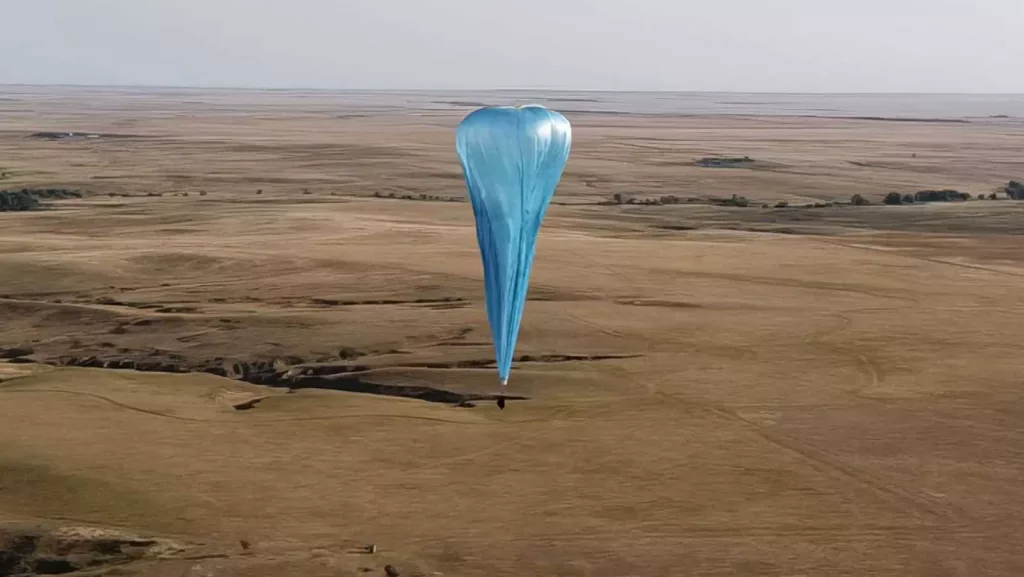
xmin=1 ymin=87 xmax=1023 ymax=576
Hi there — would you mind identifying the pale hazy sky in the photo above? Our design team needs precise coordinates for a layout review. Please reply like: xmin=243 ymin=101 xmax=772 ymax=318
xmin=4 ymin=0 xmax=1023 ymax=92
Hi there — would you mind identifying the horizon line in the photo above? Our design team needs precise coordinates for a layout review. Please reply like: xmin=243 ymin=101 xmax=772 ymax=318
xmin=2 ymin=82 xmax=1023 ymax=96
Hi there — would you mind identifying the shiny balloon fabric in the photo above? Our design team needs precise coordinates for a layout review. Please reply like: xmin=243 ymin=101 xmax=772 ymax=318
xmin=456 ymin=105 xmax=572 ymax=387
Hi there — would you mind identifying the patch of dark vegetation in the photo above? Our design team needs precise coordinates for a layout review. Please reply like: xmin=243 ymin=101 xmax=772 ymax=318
xmin=524 ymin=288 xmax=599 ymax=303
xmin=0 ymin=524 xmax=173 ymax=577
xmin=435 ymin=341 xmax=492 ymax=347
xmin=21 ymin=189 xmax=84 ymax=200
xmin=0 ymin=189 xmax=83 ymax=212
xmin=283 ymin=353 xmax=640 ymax=377
xmin=615 ymin=299 xmax=701 ymax=308
xmin=372 ymin=191 xmax=464 ymax=203
xmin=860 ymin=189 xmax=978 ymax=204
xmin=290 ymin=363 xmax=373 ymax=376
xmin=28 ymin=351 xmax=639 ymax=406
xmin=1004 ymin=180 xmax=1024 ymax=200
xmin=287 ymin=374 xmax=528 ymax=405
xmin=58 ymin=356 xmax=192 ymax=374
xmin=27 ymin=131 xmax=144 ymax=140
xmin=309 ymin=296 xmax=467 ymax=307
xmin=877 ymin=190 xmax=975 ymax=205
xmin=602 ymin=193 xmax=738 ymax=207
xmin=767 ymin=202 xmax=830 ymax=210
xmin=912 ymin=189 xmax=972 ymax=202
xmin=396 ymin=353 xmax=640 ymax=370
xmin=695 ymin=156 xmax=755 ymax=168
xmin=0 ymin=346 xmax=34 ymax=360
xmin=232 ymin=397 xmax=266 ymax=411
xmin=337 ymin=347 xmax=365 ymax=360
xmin=426 ymin=301 xmax=470 ymax=310
xmin=621 ymin=192 xmax=1024 ymax=237
xmin=50 ymin=355 xmax=527 ymax=406
xmin=31 ymin=557 xmax=77 ymax=574
xmin=710 ymin=194 xmax=751 ymax=207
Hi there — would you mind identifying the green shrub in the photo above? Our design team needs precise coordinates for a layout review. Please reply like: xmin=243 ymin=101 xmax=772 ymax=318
xmin=883 ymin=192 xmax=903 ymax=205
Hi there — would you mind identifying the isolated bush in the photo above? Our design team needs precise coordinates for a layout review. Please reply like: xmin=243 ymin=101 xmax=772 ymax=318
xmin=883 ymin=192 xmax=903 ymax=205
xmin=257 ymin=189 xmax=263 ymax=195
xmin=902 ymin=194 xmax=915 ymax=204
xmin=1005 ymin=181 xmax=1024 ymax=200
xmin=978 ymin=193 xmax=986 ymax=200
xmin=612 ymin=193 xmax=623 ymax=204
xmin=850 ymin=194 xmax=870 ymax=206
xmin=989 ymin=192 xmax=999 ymax=200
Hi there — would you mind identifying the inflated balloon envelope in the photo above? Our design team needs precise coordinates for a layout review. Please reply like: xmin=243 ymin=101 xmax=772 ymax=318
xmin=455 ymin=105 xmax=572 ymax=389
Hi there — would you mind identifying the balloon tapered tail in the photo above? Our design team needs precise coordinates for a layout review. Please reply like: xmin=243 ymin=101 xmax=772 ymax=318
xmin=497 ymin=378 xmax=508 ymax=410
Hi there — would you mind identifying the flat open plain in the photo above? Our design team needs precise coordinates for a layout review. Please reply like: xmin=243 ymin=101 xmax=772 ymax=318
xmin=1 ymin=87 xmax=1023 ymax=576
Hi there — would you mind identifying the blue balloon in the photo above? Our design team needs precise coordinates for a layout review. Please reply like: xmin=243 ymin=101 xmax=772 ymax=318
xmin=456 ymin=105 xmax=572 ymax=388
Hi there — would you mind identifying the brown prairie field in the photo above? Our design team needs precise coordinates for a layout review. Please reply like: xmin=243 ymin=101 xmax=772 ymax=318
xmin=1 ymin=87 xmax=1023 ymax=576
